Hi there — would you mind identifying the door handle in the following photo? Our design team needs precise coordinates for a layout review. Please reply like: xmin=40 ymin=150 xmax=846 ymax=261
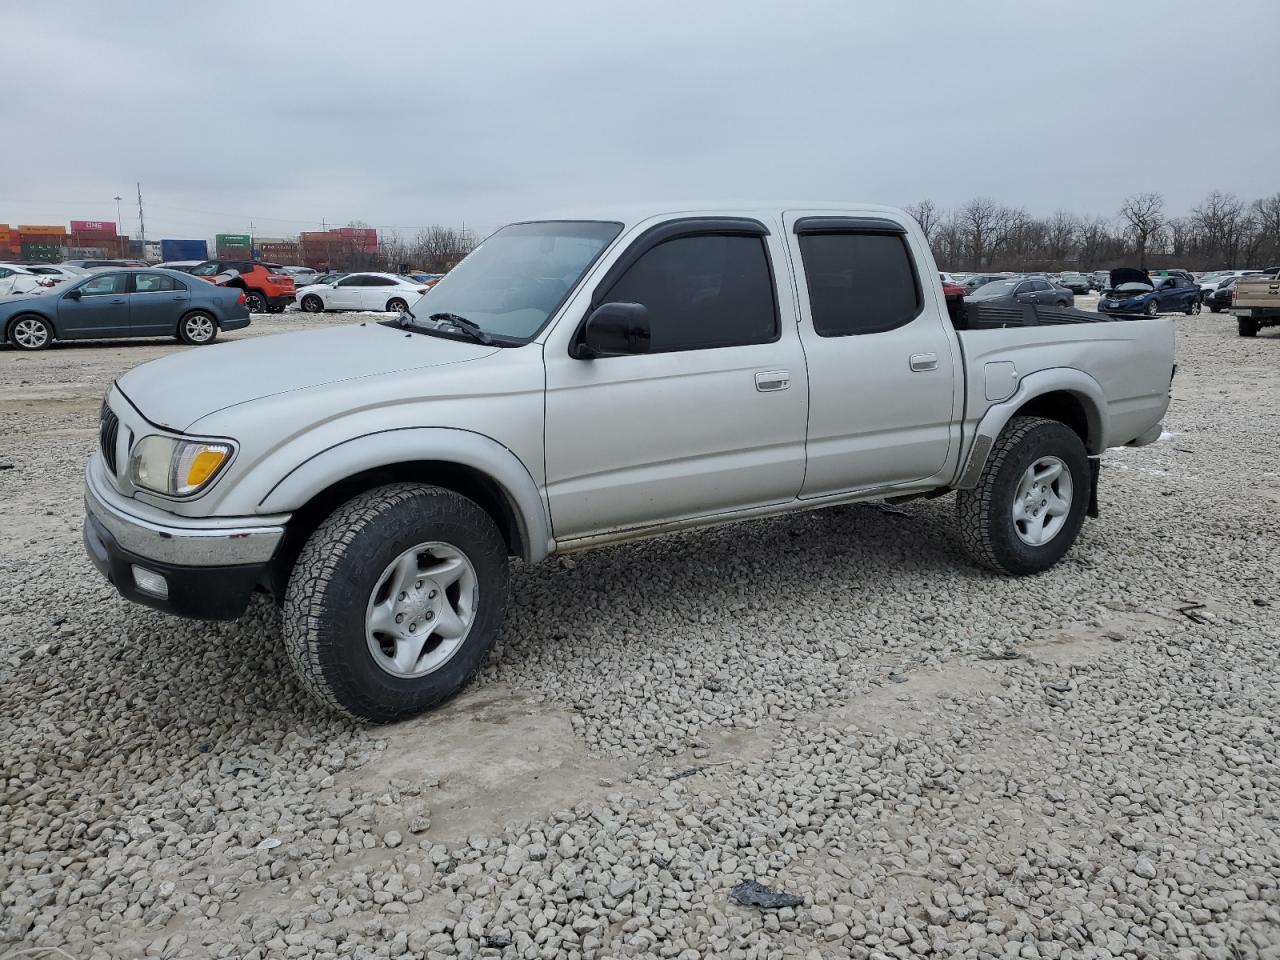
xmin=909 ymin=353 xmax=938 ymax=372
xmin=109 ymin=298 xmax=125 ymax=304
xmin=755 ymin=370 xmax=791 ymax=392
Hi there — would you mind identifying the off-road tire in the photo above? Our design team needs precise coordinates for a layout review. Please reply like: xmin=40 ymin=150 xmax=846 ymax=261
xmin=301 ymin=294 xmax=324 ymax=313
xmin=956 ymin=416 xmax=1089 ymax=576
xmin=1238 ymin=317 xmax=1259 ymax=337
xmin=283 ymin=483 xmax=510 ymax=722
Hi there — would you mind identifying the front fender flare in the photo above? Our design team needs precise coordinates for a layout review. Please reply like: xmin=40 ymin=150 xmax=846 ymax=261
xmin=257 ymin=427 xmax=552 ymax=562
xmin=955 ymin=368 xmax=1108 ymax=489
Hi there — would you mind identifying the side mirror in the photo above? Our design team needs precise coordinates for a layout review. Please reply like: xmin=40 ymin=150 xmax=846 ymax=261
xmin=66 ymin=288 xmax=82 ymax=301
xmin=574 ymin=302 xmax=650 ymax=358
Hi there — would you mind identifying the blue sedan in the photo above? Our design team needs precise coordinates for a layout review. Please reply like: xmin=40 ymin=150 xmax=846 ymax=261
xmin=1098 ymin=268 xmax=1201 ymax=317
xmin=1 ymin=268 xmax=251 ymax=351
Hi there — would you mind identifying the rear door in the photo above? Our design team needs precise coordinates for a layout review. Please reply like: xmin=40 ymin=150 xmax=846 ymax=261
xmin=128 ymin=272 xmax=190 ymax=335
xmin=56 ymin=272 xmax=131 ymax=338
xmin=784 ymin=211 xmax=958 ymax=495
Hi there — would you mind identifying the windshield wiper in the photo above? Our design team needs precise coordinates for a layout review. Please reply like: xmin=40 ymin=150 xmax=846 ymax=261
xmin=427 ymin=312 xmax=495 ymax=345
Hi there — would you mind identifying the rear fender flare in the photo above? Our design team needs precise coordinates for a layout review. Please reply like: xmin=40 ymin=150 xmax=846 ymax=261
xmin=255 ymin=427 xmax=552 ymax=562
xmin=955 ymin=368 xmax=1108 ymax=489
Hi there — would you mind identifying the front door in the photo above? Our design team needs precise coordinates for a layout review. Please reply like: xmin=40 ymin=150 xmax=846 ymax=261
xmin=328 ymin=275 xmax=364 ymax=309
xmin=543 ymin=223 xmax=809 ymax=541
xmin=784 ymin=211 xmax=958 ymax=496
xmin=56 ymin=272 xmax=131 ymax=338
xmin=128 ymin=272 xmax=191 ymax=334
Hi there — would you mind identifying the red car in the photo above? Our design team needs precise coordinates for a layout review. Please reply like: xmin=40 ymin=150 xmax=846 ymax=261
xmin=940 ymin=274 xmax=967 ymax=301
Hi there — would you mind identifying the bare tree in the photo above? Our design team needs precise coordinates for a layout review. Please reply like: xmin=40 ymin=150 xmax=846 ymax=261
xmin=413 ymin=225 xmax=478 ymax=273
xmin=1119 ymin=192 xmax=1165 ymax=269
xmin=958 ymin=197 xmax=1001 ymax=269
xmin=904 ymin=200 xmax=940 ymax=245
xmin=1190 ymin=191 xmax=1248 ymax=267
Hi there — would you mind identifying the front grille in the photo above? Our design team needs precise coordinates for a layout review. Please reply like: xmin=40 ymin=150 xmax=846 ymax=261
xmin=99 ymin=403 xmax=120 ymax=475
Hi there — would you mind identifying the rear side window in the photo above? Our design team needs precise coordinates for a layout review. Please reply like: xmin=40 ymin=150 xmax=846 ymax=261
xmin=798 ymin=233 xmax=922 ymax=336
xmin=600 ymin=234 xmax=777 ymax=352
xmin=133 ymin=273 xmax=182 ymax=293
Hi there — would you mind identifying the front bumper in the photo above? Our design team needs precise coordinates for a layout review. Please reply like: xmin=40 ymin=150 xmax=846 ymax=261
xmin=83 ymin=458 xmax=286 ymax=620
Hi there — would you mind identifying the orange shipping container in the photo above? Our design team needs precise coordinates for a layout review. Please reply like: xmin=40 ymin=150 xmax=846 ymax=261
xmin=18 ymin=224 xmax=67 ymax=235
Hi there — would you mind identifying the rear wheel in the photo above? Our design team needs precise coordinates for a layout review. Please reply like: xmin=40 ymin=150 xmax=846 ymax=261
xmin=1209 ymin=304 xmax=1222 ymax=314
xmin=1185 ymin=300 xmax=1201 ymax=316
xmin=178 ymin=311 xmax=218 ymax=345
xmin=1238 ymin=317 xmax=1259 ymax=337
xmin=301 ymin=294 xmax=324 ymax=313
xmin=957 ymin=416 xmax=1089 ymax=576
xmin=283 ymin=483 xmax=510 ymax=722
xmin=9 ymin=315 xmax=53 ymax=351
xmin=386 ymin=297 xmax=408 ymax=313
xmin=245 ymin=290 xmax=267 ymax=313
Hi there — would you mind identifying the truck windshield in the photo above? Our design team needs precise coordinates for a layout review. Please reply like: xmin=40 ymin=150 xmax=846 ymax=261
xmin=408 ymin=220 xmax=622 ymax=341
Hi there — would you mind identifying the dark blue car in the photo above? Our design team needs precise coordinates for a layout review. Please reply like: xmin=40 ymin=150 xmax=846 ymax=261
xmin=0 ymin=268 xmax=250 ymax=351
xmin=1098 ymin=268 xmax=1201 ymax=317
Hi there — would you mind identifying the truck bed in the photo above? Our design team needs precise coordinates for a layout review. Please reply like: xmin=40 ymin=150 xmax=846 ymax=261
xmin=953 ymin=301 xmax=1144 ymax=330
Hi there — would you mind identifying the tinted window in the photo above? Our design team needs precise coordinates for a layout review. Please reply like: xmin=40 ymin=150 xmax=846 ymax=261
xmin=337 ymin=275 xmax=365 ymax=287
xmin=798 ymin=232 xmax=921 ymax=337
xmin=601 ymin=234 xmax=777 ymax=352
xmin=133 ymin=273 xmax=182 ymax=293
xmin=371 ymin=277 xmax=398 ymax=286
xmin=79 ymin=274 xmax=127 ymax=296
xmin=0 ymin=268 xmax=12 ymax=278
xmin=1032 ymin=280 xmax=1052 ymax=292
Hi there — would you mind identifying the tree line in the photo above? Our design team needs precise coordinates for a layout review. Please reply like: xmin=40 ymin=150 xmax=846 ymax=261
xmin=368 ymin=225 xmax=480 ymax=274
xmin=905 ymin=192 xmax=1280 ymax=273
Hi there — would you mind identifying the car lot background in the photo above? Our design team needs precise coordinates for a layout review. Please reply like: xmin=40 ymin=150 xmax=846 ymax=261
xmin=1 ymin=303 xmax=1279 ymax=958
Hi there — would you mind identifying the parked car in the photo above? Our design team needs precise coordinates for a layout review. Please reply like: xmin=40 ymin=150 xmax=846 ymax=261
xmin=0 ymin=264 xmax=56 ymax=297
xmin=1147 ymin=268 xmax=1195 ymax=283
xmin=188 ymin=260 xmax=296 ymax=313
xmin=153 ymin=261 xmax=203 ymax=274
xmin=1 ymin=268 xmax=249 ymax=351
xmin=1098 ymin=269 xmax=1201 ymax=317
xmin=1230 ymin=267 xmax=1280 ymax=336
xmin=1206 ymin=276 xmax=1245 ymax=313
xmin=939 ymin=274 xmax=968 ymax=301
xmin=295 ymin=272 xmax=429 ymax=313
xmin=313 ymin=272 xmax=348 ymax=286
xmin=280 ymin=265 xmax=319 ymax=287
xmin=1056 ymin=272 xmax=1091 ymax=294
xmin=963 ymin=273 xmax=1010 ymax=292
xmin=62 ymin=259 xmax=148 ymax=269
xmin=966 ymin=277 xmax=1073 ymax=308
xmin=82 ymin=203 xmax=1175 ymax=722
xmin=1089 ymin=270 xmax=1110 ymax=291
xmin=22 ymin=264 xmax=89 ymax=285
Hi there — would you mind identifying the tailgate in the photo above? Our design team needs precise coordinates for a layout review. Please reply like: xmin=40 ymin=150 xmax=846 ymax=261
xmin=1234 ymin=278 xmax=1280 ymax=307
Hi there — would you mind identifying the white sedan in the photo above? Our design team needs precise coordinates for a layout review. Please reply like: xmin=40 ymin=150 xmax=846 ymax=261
xmin=295 ymin=272 xmax=429 ymax=314
xmin=0 ymin=264 xmax=57 ymax=297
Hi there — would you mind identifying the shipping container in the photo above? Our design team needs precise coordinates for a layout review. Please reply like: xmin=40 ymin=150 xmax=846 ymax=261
xmin=21 ymin=242 xmax=64 ymax=263
xmin=160 ymin=239 xmax=210 ymax=262
xmin=18 ymin=224 xmax=67 ymax=236
xmin=70 ymin=219 xmax=117 ymax=235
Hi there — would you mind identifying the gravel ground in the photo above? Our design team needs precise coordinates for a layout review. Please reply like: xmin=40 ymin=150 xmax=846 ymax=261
xmin=1 ymin=305 xmax=1279 ymax=960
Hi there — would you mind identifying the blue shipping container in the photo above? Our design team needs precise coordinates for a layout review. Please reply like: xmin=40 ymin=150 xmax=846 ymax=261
xmin=159 ymin=239 xmax=209 ymax=262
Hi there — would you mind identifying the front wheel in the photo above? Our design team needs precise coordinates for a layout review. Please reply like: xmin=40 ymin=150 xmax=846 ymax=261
xmin=283 ymin=483 xmax=510 ymax=722
xmin=1238 ymin=317 xmax=1259 ymax=337
xmin=1145 ymin=300 xmax=1159 ymax=317
xmin=178 ymin=311 xmax=218 ymax=345
xmin=956 ymin=416 xmax=1089 ymax=576
xmin=386 ymin=297 xmax=408 ymax=313
xmin=8 ymin=315 xmax=53 ymax=351
xmin=301 ymin=294 xmax=324 ymax=313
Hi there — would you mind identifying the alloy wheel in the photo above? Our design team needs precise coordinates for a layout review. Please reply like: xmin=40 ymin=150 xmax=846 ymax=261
xmin=1012 ymin=456 xmax=1073 ymax=546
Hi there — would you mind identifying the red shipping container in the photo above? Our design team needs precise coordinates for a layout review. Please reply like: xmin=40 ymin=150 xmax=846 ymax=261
xmin=71 ymin=219 xmax=116 ymax=235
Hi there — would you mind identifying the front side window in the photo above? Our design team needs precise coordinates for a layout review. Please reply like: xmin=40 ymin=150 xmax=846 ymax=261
xmin=133 ymin=273 xmax=182 ymax=293
xmin=78 ymin=273 xmax=127 ymax=297
xmin=799 ymin=232 xmax=921 ymax=336
xmin=411 ymin=220 xmax=622 ymax=341
xmin=336 ymin=275 xmax=365 ymax=287
xmin=600 ymin=234 xmax=777 ymax=352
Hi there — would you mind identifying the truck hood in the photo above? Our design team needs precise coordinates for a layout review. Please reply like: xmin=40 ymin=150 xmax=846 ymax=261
xmin=116 ymin=323 xmax=499 ymax=432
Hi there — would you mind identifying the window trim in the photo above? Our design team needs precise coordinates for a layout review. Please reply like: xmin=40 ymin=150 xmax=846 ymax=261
xmin=575 ymin=217 xmax=781 ymax=356
xmin=795 ymin=225 xmax=924 ymax=338
xmin=76 ymin=272 xmax=129 ymax=297
xmin=128 ymin=272 xmax=187 ymax=294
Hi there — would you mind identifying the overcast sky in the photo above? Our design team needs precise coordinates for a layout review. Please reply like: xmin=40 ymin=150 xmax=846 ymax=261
xmin=6 ymin=0 xmax=1277 ymax=241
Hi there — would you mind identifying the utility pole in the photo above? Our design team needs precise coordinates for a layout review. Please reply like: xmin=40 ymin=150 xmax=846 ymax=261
xmin=113 ymin=196 xmax=123 ymax=235
xmin=136 ymin=182 xmax=146 ymax=253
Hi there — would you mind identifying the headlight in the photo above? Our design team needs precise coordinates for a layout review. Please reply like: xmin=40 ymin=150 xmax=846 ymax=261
xmin=129 ymin=435 xmax=233 ymax=497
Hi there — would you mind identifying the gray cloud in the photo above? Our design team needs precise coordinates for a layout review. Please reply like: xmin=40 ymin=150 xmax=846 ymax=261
xmin=7 ymin=0 xmax=1277 ymax=240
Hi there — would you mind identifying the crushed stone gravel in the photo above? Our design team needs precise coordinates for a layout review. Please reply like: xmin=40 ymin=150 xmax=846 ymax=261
xmin=1 ymin=306 xmax=1278 ymax=959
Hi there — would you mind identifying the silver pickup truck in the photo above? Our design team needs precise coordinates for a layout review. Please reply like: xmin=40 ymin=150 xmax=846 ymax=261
xmin=84 ymin=204 xmax=1175 ymax=721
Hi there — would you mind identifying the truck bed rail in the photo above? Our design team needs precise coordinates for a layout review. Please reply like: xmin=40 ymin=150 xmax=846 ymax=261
xmin=955 ymin=302 xmax=1142 ymax=331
